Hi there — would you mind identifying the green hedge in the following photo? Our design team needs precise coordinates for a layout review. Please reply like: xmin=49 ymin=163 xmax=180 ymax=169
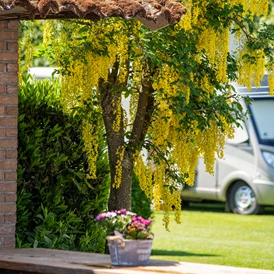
xmin=131 ymin=173 xmax=153 ymax=219
xmin=16 ymin=75 xmax=110 ymax=252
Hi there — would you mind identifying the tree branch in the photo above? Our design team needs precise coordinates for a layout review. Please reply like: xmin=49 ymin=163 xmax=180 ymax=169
xmin=129 ymin=70 xmax=155 ymax=150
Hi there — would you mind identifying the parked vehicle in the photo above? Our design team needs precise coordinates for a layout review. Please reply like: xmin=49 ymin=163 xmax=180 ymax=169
xmin=181 ymin=75 xmax=274 ymax=214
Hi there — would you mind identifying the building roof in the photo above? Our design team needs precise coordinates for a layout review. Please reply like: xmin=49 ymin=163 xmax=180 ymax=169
xmin=0 ymin=0 xmax=186 ymax=30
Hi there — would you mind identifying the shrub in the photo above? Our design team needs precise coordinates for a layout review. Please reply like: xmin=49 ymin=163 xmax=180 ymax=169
xmin=131 ymin=173 xmax=153 ymax=219
xmin=16 ymin=74 xmax=110 ymax=252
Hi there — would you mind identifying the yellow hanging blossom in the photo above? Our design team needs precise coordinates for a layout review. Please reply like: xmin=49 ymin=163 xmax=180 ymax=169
xmin=113 ymin=146 xmax=125 ymax=189
xmin=82 ymin=119 xmax=99 ymax=179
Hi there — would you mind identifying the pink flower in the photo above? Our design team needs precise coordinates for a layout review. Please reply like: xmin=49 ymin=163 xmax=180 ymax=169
xmin=117 ymin=209 xmax=127 ymax=215
xmin=145 ymin=218 xmax=152 ymax=226
xmin=94 ymin=209 xmax=152 ymax=239
xmin=132 ymin=216 xmax=152 ymax=227
xmin=95 ymin=213 xmax=106 ymax=221
xmin=105 ymin=212 xmax=117 ymax=218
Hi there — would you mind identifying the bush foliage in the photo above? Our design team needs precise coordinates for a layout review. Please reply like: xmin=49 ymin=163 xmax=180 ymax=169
xmin=131 ymin=173 xmax=153 ymax=219
xmin=16 ymin=75 xmax=110 ymax=252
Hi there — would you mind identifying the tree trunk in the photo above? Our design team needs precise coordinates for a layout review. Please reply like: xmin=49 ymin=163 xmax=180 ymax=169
xmin=99 ymin=62 xmax=134 ymax=211
xmin=99 ymin=62 xmax=155 ymax=211
xmin=108 ymin=153 xmax=134 ymax=211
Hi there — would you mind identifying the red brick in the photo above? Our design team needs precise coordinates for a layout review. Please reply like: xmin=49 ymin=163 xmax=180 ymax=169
xmin=0 ymin=85 xmax=4 ymax=93
xmin=0 ymin=74 xmax=18 ymax=83
xmin=0 ymin=183 xmax=16 ymax=192
xmin=0 ymin=128 xmax=4 ymax=136
xmin=0 ymin=52 xmax=18 ymax=62
xmin=5 ymin=151 xmax=17 ymax=159
xmin=7 ymin=42 xmax=18 ymax=52
xmin=0 ymin=140 xmax=17 ymax=148
xmin=0 ymin=95 xmax=18 ymax=105
xmin=5 ymin=193 xmax=16 ymax=203
xmin=0 ymin=118 xmax=17 ymax=127
xmin=5 ymin=172 xmax=17 ymax=181
xmin=4 ymin=214 xmax=16 ymax=224
xmin=0 ymin=160 xmax=17 ymax=170
xmin=7 ymin=21 xmax=19 ymax=30
xmin=0 ymin=225 xmax=15 ymax=235
xmin=5 ymin=128 xmax=17 ymax=137
xmin=0 ymin=31 xmax=18 ymax=40
xmin=6 ymin=107 xmax=17 ymax=116
xmin=6 ymin=63 xmax=18 ymax=72
xmin=0 ymin=215 xmax=4 ymax=225
xmin=0 ymin=171 xmax=3 ymax=181
xmin=0 ymin=22 xmax=7 ymax=29
xmin=0 ymin=204 xmax=16 ymax=214
xmin=0 ymin=193 xmax=4 ymax=203
xmin=0 ymin=107 xmax=5 ymax=115
xmin=6 ymin=86 xmax=18 ymax=94
xmin=0 ymin=151 xmax=4 ymax=159
xmin=0 ymin=63 xmax=4 ymax=72
xmin=3 ymin=235 xmax=15 ymax=245
xmin=0 ymin=41 xmax=3 ymax=51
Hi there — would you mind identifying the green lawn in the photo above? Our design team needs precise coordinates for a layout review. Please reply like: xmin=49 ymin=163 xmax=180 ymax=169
xmin=151 ymin=204 xmax=274 ymax=270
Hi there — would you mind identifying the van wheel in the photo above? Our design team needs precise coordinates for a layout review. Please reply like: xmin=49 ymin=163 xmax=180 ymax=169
xmin=228 ymin=181 xmax=262 ymax=215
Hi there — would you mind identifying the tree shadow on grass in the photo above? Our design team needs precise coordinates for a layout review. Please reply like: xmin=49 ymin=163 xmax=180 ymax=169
xmin=151 ymin=249 xmax=219 ymax=258
xmin=264 ymin=207 xmax=274 ymax=215
xmin=148 ymin=250 xmax=220 ymax=267
xmin=182 ymin=202 xmax=274 ymax=215
xmin=182 ymin=201 xmax=227 ymax=213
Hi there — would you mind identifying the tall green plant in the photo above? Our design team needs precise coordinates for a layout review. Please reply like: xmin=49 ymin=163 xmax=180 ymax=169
xmin=17 ymin=74 xmax=110 ymax=252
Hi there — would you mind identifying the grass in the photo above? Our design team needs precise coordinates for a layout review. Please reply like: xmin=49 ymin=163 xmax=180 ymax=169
xmin=150 ymin=203 xmax=274 ymax=270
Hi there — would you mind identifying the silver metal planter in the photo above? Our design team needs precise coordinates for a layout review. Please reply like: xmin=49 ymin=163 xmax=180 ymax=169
xmin=107 ymin=236 xmax=153 ymax=266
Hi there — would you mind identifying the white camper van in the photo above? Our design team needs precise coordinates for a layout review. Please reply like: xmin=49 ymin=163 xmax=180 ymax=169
xmin=181 ymin=75 xmax=274 ymax=214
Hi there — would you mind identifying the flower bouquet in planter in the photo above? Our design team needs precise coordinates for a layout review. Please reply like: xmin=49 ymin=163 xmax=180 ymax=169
xmin=95 ymin=209 xmax=153 ymax=266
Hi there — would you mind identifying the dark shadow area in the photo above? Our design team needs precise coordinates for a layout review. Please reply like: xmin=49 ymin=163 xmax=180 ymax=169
xmin=151 ymin=249 xmax=219 ymax=258
xmin=182 ymin=201 xmax=227 ymax=213
xmin=182 ymin=201 xmax=274 ymax=215
xmin=263 ymin=207 xmax=274 ymax=215
xmin=113 ymin=259 xmax=181 ymax=267
xmin=147 ymin=260 xmax=180 ymax=266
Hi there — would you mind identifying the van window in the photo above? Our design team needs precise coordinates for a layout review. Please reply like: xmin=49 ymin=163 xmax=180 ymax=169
xmin=248 ymin=98 xmax=274 ymax=145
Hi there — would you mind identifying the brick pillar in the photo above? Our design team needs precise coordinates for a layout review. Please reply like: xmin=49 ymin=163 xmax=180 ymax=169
xmin=0 ymin=20 xmax=19 ymax=249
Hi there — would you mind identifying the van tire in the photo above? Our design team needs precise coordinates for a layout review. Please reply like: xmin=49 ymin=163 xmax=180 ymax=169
xmin=228 ymin=181 xmax=263 ymax=215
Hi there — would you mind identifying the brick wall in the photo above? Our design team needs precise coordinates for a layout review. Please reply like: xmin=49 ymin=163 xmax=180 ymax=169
xmin=0 ymin=20 xmax=18 ymax=249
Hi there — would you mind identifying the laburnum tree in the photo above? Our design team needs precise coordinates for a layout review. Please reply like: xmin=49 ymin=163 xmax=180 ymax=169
xmin=20 ymin=0 xmax=274 ymax=228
